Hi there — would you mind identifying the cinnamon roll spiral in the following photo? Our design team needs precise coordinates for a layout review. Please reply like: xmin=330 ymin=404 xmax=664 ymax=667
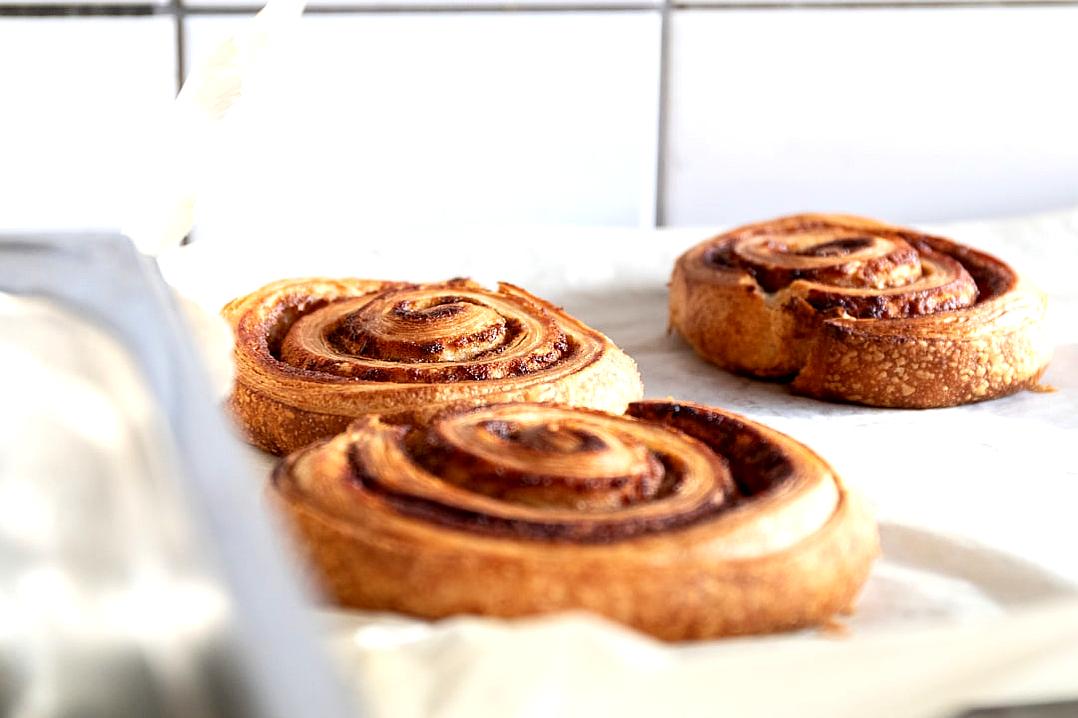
xmin=670 ymin=214 xmax=1052 ymax=408
xmin=224 ymin=278 xmax=643 ymax=454
xmin=271 ymin=401 xmax=878 ymax=640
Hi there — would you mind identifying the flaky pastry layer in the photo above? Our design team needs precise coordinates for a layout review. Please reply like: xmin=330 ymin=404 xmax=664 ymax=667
xmin=670 ymin=214 xmax=1052 ymax=408
xmin=224 ymin=277 xmax=643 ymax=454
xmin=271 ymin=400 xmax=879 ymax=640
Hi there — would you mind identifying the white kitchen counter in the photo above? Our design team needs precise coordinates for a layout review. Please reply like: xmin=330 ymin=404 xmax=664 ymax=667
xmin=161 ymin=207 xmax=1078 ymax=718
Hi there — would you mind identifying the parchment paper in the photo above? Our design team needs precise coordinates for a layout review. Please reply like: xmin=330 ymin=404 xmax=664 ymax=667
xmin=160 ymin=207 xmax=1078 ymax=718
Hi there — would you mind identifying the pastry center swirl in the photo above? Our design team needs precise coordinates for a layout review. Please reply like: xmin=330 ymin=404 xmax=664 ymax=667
xmin=277 ymin=285 xmax=573 ymax=383
xmin=408 ymin=410 xmax=671 ymax=511
xmin=707 ymin=224 xmax=981 ymax=319
xmin=793 ymin=237 xmax=875 ymax=257
xmin=318 ymin=404 xmax=791 ymax=542
xmin=330 ymin=296 xmax=511 ymax=363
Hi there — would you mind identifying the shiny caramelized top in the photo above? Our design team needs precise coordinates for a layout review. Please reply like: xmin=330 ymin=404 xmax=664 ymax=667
xmin=703 ymin=214 xmax=1016 ymax=320
xmin=274 ymin=401 xmax=841 ymax=547
xmin=230 ymin=278 xmax=600 ymax=386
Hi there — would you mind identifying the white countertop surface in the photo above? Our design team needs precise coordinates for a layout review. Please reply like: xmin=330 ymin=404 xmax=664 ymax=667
xmin=161 ymin=207 xmax=1078 ymax=718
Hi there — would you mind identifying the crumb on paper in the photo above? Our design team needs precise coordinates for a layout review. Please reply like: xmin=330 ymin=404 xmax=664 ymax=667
xmin=1029 ymin=382 xmax=1057 ymax=394
xmin=818 ymin=617 xmax=851 ymax=638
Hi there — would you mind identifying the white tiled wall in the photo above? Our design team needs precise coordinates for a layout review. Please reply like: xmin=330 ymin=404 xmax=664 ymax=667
xmin=664 ymin=7 xmax=1078 ymax=226
xmin=3 ymin=6 xmax=1078 ymax=238
xmin=184 ymin=12 xmax=662 ymax=245
xmin=0 ymin=18 xmax=176 ymax=232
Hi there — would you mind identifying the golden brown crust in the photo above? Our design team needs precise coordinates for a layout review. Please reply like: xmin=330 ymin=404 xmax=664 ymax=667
xmin=270 ymin=400 xmax=879 ymax=641
xmin=223 ymin=277 xmax=643 ymax=454
xmin=670 ymin=214 xmax=1052 ymax=408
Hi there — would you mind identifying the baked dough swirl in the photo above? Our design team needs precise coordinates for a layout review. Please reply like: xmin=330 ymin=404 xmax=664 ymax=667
xmin=271 ymin=401 xmax=878 ymax=640
xmin=224 ymin=278 xmax=643 ymax=454
xmin=670 ymin=214 xmax=1052 ymax=408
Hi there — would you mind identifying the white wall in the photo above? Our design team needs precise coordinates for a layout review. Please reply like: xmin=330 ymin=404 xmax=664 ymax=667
xmin=185 ymin=12 xmax=662 ymax=245
xmin=0 ymin=18 xmax=176 ymax=232
xmin=1 ymin=5 xmax=1076 ymax=238
xmin=664 ymin=8 xmax=1078 ymax=226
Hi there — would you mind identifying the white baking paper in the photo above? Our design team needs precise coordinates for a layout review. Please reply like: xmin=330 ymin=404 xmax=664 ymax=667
xmin=159 ymin=207 xmax=1078 ymax=718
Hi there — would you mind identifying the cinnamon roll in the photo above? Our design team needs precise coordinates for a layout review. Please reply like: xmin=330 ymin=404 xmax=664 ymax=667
xmin=670 ymin=214 xmax=1051 ymax=408
xmin=271 ymin=401 xmax=878 ymax=640
xmin=223 ymin=278 xmax=642 ymax=454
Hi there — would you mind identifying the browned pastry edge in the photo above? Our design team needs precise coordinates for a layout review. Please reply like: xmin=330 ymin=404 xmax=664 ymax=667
xmin=269 ymin=400 xmax=879 ymax=641
xmin=223 ymin=277 xmax=644 ymax=454
xmin=669 ymin=213 xmax=1053 ymax=408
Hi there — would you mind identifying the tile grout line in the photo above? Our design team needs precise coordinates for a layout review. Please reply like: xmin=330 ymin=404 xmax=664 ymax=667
xmin=184 ymin=3 xmax=659 ymax=11
xmin=674 ymin=0 xmax=1078 ymax=8
xmin=3 ymin=0 xmax=1077 ymax=15
xmin=652 ymin=0 xmax=671 ymax=228
xmin=0 ymin=4 xmax=158 ymax=15
xmin=173 ymin=0 xmax=190 ymax=243
xmin=172 ymin=0 xmax=185 ymax=91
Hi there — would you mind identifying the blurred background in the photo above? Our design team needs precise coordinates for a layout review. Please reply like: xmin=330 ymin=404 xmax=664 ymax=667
xmin=3 ymin=0 xmax=1078 ymax=244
